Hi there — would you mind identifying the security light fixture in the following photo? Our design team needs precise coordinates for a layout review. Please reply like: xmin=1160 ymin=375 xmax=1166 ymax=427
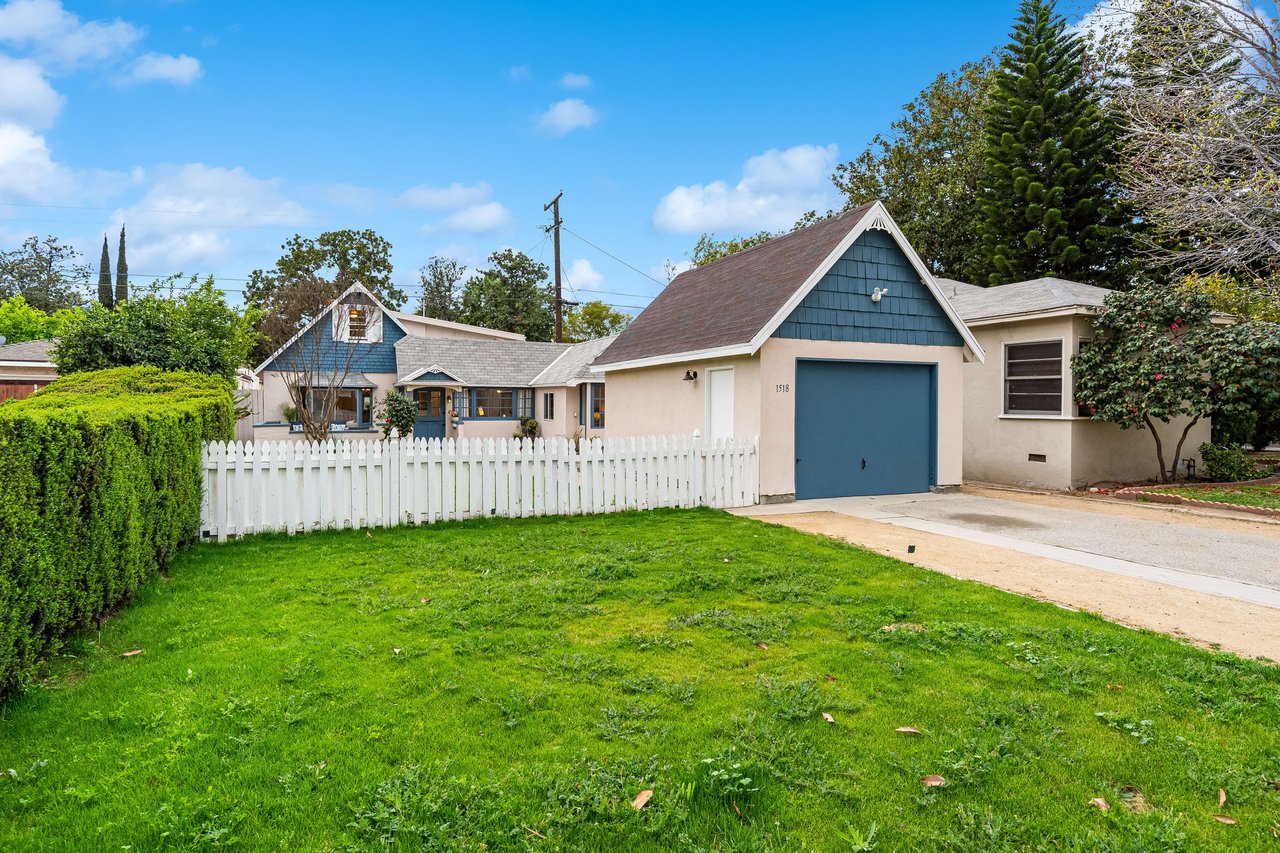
xmin=683 ymin=370 xmax=698 ymax=381
xmin=872 ymin=287 xmax=889 ymax=303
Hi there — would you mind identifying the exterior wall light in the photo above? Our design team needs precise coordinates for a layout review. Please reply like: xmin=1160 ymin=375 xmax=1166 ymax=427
xmin=683 ymin=370 xmax=698 ymax=381
xmin=872 ymin=287 xmax=889 ymax=303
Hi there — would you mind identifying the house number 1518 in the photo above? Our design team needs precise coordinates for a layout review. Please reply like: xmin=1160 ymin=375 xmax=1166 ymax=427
xmin=775 ymin=384 xmax=790 ymax=393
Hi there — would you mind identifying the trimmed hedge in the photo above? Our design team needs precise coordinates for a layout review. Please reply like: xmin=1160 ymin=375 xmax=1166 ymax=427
xmin=0 ymin=367 xmax=232 ymax=696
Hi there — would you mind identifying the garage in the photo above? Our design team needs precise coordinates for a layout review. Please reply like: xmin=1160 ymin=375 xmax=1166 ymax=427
xmin=794 ymin=360 xmax=936 ymax=498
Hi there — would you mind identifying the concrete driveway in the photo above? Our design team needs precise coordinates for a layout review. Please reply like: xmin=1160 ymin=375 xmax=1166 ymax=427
xmin=733 ymin=488 xmax=1280 ymax=659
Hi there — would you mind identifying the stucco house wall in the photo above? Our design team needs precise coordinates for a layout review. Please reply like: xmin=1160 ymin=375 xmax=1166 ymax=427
xmin=962 ymin=312 xmax=1209 ymax=489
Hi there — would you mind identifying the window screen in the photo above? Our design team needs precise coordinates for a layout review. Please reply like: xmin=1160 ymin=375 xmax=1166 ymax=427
xmin=1005 ymin=341 xmax=1062 ymax=415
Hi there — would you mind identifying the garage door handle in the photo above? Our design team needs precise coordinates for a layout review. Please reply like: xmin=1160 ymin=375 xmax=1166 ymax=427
xmin=861 ymin=458 xmax=866 ymax=470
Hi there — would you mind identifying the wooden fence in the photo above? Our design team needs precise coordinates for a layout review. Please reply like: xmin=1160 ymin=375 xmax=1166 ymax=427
xmin=201 ymin=434 xmax=759 ymax=541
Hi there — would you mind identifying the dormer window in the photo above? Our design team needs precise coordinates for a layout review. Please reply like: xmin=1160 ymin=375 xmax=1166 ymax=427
xmin=332 ymin=295 xmax=382 ymax=343
xmin=347 ymin=307 xmax=368 ymax=341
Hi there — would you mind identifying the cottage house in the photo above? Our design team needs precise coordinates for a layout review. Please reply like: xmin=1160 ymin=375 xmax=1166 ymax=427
xmin=250 ymin=284 xmax=609 ymax=441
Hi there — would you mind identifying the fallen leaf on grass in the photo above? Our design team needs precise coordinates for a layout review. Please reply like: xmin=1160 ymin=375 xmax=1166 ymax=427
xmin=121 ymin=650 xmax=143 ymax=658
xmin=821 ymin=712 xmax=835 ymax=724
xmin=1213 ymin=815 xmax=1237 ymax=825
xmin=1219 ymin=788 xmax=1227 ymax=807
xmin=822 ymin=673 xmax=837 ymax=682
xmin=1106 ymin=683 xmax=1124 ymax=691
xmin=754 ymin=642 xmax=768 ymax=650
xmin=896 ymin=726 xmax=922 ymax=735
xmin=1090 ymin=798 xmax=1110 ymax=812
xmin=631 ymin=789 xmax=653 ymax=811
xmin=881 ymin=623 xmax=923 ymax=633
xmin=420 ymin=597 xmax=431 ymax=604
xmin=921 ymin=775 xmax=946 ymax=788
xmin=392 ymin=648 xmax=401 ymax=655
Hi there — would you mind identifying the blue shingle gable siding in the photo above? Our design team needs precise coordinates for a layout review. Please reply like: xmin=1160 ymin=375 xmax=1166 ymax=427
xmin=266 ymin=311 xmax=405 ymax=374
xmin=772 ymin=229 xmax=964 ymax=347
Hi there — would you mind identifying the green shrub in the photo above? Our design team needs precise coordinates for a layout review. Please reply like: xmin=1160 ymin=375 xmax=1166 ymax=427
xmin=376 ymin=391 xmax=416 ymax=438
xmin=1197 ymin=442 xmax=1263 ymax=483
xmin=0 ymin=366 xmax=232 ymax=697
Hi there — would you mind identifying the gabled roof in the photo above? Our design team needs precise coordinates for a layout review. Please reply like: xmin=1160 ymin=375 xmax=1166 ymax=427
xmin=593 ymin=201 xmax=982 ymax=369
xmin=252 ymin=282 xmax=411 ymax=374
xmin=0 ymin=339 xmax=56 ymax=365
xmin=390 ymin=311 xmax=527 ymax=341
xmin=940 ymin=277 xmax=1111 ymax=325
xmin=531 ymin=335 xmax=617 ymax=386
xmin=395 ymin=336 xmax=615 ymax=388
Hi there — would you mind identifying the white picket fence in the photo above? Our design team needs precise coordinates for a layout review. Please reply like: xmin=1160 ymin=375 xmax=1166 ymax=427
xmin=200 ymin=434 xmax=759 ymax=541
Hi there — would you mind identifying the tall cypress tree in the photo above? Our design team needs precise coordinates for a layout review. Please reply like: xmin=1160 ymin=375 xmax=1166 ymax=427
xmin=115 ymin=224 xmax=129 ymax=304
xmin=970 ymin=0 xmax=1132 ymax=288
xmin=97 ymin=235 xmax=113 ymax=308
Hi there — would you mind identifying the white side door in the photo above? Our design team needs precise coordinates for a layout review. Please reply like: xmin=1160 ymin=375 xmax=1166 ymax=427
xmin=706 ymin=367 xmax=735 ymax=441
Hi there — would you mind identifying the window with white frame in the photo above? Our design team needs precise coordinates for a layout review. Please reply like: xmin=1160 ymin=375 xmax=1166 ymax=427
xmin=332 ymin=297 xmax=382 ymax=343
xmin=1004 ymin=341 xmax=1063 ymax=415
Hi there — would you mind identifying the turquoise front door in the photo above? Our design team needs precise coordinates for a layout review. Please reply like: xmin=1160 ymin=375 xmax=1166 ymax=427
xmin=412 ymin=388 xmax=447 ymax=439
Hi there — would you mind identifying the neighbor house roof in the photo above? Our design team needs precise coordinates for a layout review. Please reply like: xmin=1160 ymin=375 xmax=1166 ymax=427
xmin=531 ymin=335 xmax=617 ymax=386
xmin=593 ymin=201 xmax=982 ymax=369
xmin=389 ymin=311 xmax=527 ymax=341
xmin=0 ymin=339 xmax=56 ymax=365
xmin=395 ymin=336 xmax=614 ymax=387
xmin=939 ymin=277 xmax=1110 ymax=325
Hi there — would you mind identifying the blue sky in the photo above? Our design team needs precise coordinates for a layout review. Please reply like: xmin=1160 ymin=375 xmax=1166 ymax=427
xmin=0 ymin=0 xmax=1093 ymax=314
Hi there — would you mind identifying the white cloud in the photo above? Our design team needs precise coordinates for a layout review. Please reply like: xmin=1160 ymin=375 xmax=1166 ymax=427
xmin=438 ymin=201 xmax=513 ymax=234
xmin=0 ymin=0 xmax=142 ymax=69
xmin=113 ymin=164 xmax=311 ymax=270
xmin=653 ymin=143 xmax=840 ymax=233
xmin=0 ymin=54 xmax=62 ymax=128
xmin=0 ymin=120 xmax=73 ymax=199
xmin=566 ymin=258 xmax=603 ymax=290
xmin=560 ymin=72 xmax=591 ymax=89
xmin=124 ymin=52 xmax=201 ymax=85
xmin=399 ymin=181 xmax=492 ymax=210
xmin=535 ymin=98 xmax=599 ymax=136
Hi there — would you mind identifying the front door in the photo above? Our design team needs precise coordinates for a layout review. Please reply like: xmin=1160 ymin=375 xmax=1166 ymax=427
xmin=412 ymin=387 xmax=447 ymax=438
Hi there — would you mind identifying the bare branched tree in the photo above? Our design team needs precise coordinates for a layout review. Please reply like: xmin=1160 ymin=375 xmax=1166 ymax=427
xmin=1117 ymin=0 xmax=1280 ymax=290
xmin=269 ymin=275 xmax=380 ymax=441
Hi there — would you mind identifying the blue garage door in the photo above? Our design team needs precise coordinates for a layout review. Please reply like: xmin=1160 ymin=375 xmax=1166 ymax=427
xmin=794 ymin=360 xmax=936 ymax=498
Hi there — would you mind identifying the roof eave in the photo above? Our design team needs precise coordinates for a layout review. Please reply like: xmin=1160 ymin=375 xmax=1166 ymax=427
xmin=591 ymin=342 xmax=756 ymax=373
xmin=960 ymin=305 xmax=1100 ymax=326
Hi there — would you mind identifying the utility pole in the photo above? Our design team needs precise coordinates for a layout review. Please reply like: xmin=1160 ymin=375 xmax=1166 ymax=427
xmin=544 ymin=191 xmax=564 ymax=343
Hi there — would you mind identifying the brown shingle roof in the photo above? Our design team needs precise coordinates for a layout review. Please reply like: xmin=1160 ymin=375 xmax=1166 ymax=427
xmin=594 ymin=203 xmax=876 ymax=366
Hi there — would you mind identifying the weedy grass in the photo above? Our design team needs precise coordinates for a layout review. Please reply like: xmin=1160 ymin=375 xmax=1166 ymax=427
xmin=1 ymin=508 xmax=1278 ymax=851
xmin=1153 ymin=484 xmax=1280 ymax=510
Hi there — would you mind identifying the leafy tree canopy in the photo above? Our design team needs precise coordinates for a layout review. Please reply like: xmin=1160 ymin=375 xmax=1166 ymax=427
xmin=458 ymin=249 xmax=553 ymax=341
xmin=0 ymin=296 xmax=79 ymax=345
xmin=54 ymin=276 xmax=261 ymax=381
xmin=1073 ymin=284 xmax=1280 ymax=481
xmin=564 ymin=300 xmax=632 ymax=342
xmin=418 ymin=256 xmax=464 ymax=320
xmin=970 ymin=0 xmax=1134 ymax=288
xmin=832 ymin=56 xmax=996 ymax=278
xmin=689 ymin=231 xmax=778 ymax=268
xmin=246 ymin=230 xmax=402 ymax=359
xmin=0 ymin=236 xmax=90 ymax=312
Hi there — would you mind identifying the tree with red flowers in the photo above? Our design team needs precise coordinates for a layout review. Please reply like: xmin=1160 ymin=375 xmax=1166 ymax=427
xmin=1073 ymin=283 xmax=1280 ymax=482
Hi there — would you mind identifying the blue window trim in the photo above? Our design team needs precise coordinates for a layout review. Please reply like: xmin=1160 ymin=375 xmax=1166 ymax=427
xmin=305 ymin=385 xmax=375 ymax=427
xmin=453 ymin=387 xmax=533 ymax=420
xmin=579 ymin=382 xmax=605 ymax=429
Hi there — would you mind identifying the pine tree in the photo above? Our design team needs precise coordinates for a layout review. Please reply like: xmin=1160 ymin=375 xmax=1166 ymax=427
xmin=970 ymin=0 xmax=1133 ymax=288
xmin=115 ymin=224 xmax=129 ymax=304
xmin=97 ymin=235 xmax=113 ymax=308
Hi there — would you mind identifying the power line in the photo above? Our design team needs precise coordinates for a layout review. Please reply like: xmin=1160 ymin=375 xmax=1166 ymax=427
xmin=561 ymin=226 xmax=666 ymax=287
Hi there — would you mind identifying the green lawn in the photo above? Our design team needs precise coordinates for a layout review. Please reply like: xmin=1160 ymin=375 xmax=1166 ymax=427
xmin=1 ymin=510 xmax=1277 ymax=851
xmin=1155 ymin=484 xmax=1280 ymax=510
